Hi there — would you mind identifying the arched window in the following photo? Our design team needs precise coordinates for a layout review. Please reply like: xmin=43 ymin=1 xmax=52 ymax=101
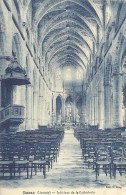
xmin=65 ymin=68 xmax=72 ymax=81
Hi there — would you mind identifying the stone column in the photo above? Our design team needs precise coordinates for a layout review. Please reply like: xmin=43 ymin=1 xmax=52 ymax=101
xmin=38 ymin=95 xmax=43 ymax=125
xmin=123 ymin=107 xmax=126 ymax=126
xmin=113 ymin=74 xmax=123 ymax=127
xmin=98 ymin=84 xmax=104 ymax=129
xmin=81 ymin=94 xmax=86 ymax=125
xmin=90 ymin=96 xmax=93 ymax=125
xmin=73 ymin=97 xmax=76 ymax=123
xmin=43 ymin=83 xmax=47 ymax=125
xmin=93 ymin=95 xmax=96 ymax=125
xmin=19 ymin=86 xmax=26 ymax=131
xmin=85 ymin=92 xmax=88 ymax=124
xmin=95 ymin=92 xmax=98 ymax=125
xmin=40 ymin=97 xmax=45 ymax=125
xmin=61 ymin=97 xmax=65 ymax=124
xmin=45 ymin=99 xmax=49 ymax=125
xmin=0 ymin=80 xmax=1 ymax=108
xmin=25 ymin=85 xmax=33 ymax=130
xmin=48 ymin=91 xmax=52 ymax=126
xmin=33 ymin=90 xmax=38 ymax=129
xmin=52 ymin=95 xmax=56 ymax=125
xmin=104 ymin=83 xmax=111 ymax=129
xmin=89 ymin=98 xmax=92 ymax=125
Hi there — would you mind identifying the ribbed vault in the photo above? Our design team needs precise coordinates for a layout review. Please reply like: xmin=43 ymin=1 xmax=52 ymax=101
xmin=25 ymin=0 xmax=111 ymax=80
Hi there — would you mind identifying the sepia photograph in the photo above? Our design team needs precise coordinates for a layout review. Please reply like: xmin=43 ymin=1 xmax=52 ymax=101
xmin=0 ymin=0 xmax=126 ymax=195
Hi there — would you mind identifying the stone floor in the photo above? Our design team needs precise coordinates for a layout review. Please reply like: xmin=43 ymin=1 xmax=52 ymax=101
xmin=0 ymin=128 xmax=126 ymax=190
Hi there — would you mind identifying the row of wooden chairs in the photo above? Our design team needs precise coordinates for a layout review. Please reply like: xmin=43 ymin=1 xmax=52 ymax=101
xmin=74 ymin=127 xmax=126 ymax=179
xmin=0 ymin=128 xmax=64 ymax=179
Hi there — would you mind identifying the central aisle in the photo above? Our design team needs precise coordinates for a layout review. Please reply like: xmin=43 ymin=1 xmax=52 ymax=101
xmin=31 ymin=127 xmax=97 ymax=189
xmin=43 ymin=128 xmax=95 ymax=188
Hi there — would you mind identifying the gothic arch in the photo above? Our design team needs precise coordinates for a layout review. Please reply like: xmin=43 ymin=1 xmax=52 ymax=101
xmin=56 ymin=94 xmax=63 ymax=101
xmin=65 ymin=95 xmax=73 ymax=123
xmin=65 ymin=95 xmax=73 ymax=103
xmin=56 ymin=95 xmax=62 ymax=123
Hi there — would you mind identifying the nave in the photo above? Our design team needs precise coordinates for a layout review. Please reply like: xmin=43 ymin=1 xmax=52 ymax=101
xmin=1 ymin=128 xmax=126 ymax=189
xmin=0 ymin=0 xmax=126 ymax=192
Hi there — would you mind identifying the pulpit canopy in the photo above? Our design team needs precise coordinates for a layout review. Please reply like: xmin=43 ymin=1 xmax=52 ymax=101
xmin=2 ymin=58 xmax=31 ymax=85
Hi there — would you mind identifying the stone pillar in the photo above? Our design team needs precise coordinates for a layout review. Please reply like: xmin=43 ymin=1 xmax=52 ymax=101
xmin=52 ymin=95 xmax=56 ymax=125
xmin=48 ymin=91 xmax=52 ymax=126
xmin=98 ymin=85 xmax=104 ymax=129
xmin=41 ymin=82 xmax=46 ymax=125
xmin=42 ymin=83 xmax=47 ymax=125
xmin=33 ymin=90 xmax=38 ymax=129
xmin=0 ymin=80 xmax=1 ymax=108
xmin=95 ymin=92 xmax=98 ymax=125
xmin=91 ymin=96 xmax=94 ymax=125
xmin=110 ymin=86 xmax=113 ymax=128
xmin=45 ymin=100 xmax=47 ymax=125
xmin=61 ymin=97 xmax=65 ymax=123
xmin=38 ymin=95 xmax=43 ymax=125
xmin=89 ymin=98 xmax=92 ymax=124
xmin=93 ymin=95 xmax=96 ymax=125
xmin=81 ymin=94 xmax=86 ymax=124
xmin=18 ymin=86 xmax=25 ymax=131
xmin=73 ymin=97 xmax=76 ymax=123
xmin=113 ymin=74 xmax=123 ymax=127
xmin=25 ymin=85 xmax=33 ymax=130
xmin=45 ymin=99 xmax=48 ymax=125
xmin=123 ymin=107 xmax=126 ymax=126
xmin=85 ymin=92 xmax=88 ymax=124
xmin=104 ymin=83 xmax=111 ymax=129
xmin=40 ymin=97 xmax=45 ymax=125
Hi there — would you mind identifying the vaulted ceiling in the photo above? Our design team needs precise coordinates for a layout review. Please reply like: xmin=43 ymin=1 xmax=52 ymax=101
xmin=25 ymin=0 xmax=111 ymax=76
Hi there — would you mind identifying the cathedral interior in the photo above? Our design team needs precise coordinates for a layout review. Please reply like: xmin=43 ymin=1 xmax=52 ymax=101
xmin=0 ymin=0 xmax=126 ymax=189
